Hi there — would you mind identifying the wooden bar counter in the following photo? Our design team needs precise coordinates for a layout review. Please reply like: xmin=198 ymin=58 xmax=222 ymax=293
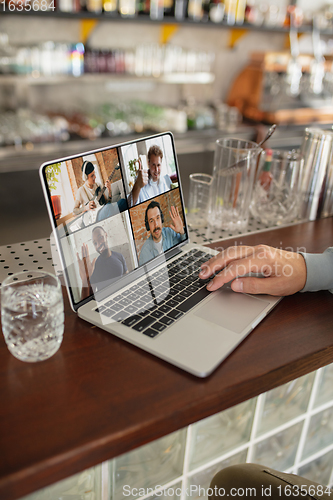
xmin=1 ymin=218 xmax=333 ymax=500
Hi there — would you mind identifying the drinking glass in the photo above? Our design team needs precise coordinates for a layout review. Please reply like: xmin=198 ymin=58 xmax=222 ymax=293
xmin=299 ymin=127 xmax=333 ymax=220
xmin=1 ymin=271 xmax=64 ymax=362
xmin=250 ymin=149 xmax=304 ymax=226
xmin=187 ymin=173 xmax=212 ymax=228
xmin=209 ymin=138 xmax=263 ymax=231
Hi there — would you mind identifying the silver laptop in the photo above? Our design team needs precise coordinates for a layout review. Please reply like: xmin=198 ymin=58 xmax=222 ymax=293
xmin=40 ymin=131 xmax=280 ymax=378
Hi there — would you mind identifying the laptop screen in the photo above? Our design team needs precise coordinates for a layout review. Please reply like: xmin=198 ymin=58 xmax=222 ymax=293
xmin=40 ymin=132 xmax=188 ymax=309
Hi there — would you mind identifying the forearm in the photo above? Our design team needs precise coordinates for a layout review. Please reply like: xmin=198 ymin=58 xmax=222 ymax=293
xmin=131 ymin=180 xmax=141 ymax=206
xmin=105 ymin=188 xmax=111 ymax=202
xmin=300 ymin=247 xmax=333 ymax=293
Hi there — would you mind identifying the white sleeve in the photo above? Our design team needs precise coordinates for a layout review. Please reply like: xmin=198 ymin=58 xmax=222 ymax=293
xmin=73 ymin=188 xmax=85 ymax=215
xmin=165 ymin=175 xmax=172 ymax=189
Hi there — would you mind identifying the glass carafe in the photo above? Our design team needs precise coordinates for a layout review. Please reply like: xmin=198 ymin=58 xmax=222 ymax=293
xmin=208 ymin=137 xmax=264 ymax=231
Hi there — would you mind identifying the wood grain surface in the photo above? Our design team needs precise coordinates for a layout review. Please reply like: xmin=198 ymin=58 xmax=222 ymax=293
xmin=0 ymin=218 xmax=332 ymax=500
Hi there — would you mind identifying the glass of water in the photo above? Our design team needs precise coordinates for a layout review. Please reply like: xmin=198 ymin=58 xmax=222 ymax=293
xmin=1 ymin=271 xmax=64 ymax=362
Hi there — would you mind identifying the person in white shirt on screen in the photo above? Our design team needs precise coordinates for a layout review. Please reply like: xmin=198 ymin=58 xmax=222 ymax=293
xmin=73 ymin=161 xmax=127 ymax=222
xmin=73 ymin=161 xmax=111 ymax=215
xmin=129 ymin=145 xmax=172 ymax=207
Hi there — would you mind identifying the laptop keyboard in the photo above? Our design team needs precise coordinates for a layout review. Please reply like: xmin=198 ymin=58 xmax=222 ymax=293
xmin=95 ymin=249 xmax=214 ymax=338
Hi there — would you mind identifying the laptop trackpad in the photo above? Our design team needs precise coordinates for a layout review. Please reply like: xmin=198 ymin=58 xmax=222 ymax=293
xmin=194 ymin=288 xmax=268 ymax=334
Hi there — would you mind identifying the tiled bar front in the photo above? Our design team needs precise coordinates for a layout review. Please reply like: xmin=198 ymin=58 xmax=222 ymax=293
xmin=22 ymin=363 xmax=333 ymax=500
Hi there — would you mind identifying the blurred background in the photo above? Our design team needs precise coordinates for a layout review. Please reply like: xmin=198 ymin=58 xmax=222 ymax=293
xmin=2 ymin=0 xmax=333 ymax=243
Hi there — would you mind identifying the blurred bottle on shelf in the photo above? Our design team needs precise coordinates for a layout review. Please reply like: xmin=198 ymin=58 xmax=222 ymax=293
xmin=115 ymin=49 xmax=126 ymax=72
xmin=187 ymin=0 xmax=203 ymax=20
xmin=0 ymin=109 xmax=70 ymax=148
xmin=201 ymin=0 xmax=210 ymax=21
xmin=58 ymin=0 xmax=81 ymax=11
xmin=84 ymin=48 xmax=99 ymax=73
xmin=223 ymin=0 xmax=245 ymax=24
xmin=11 ymin=42 xmax=84 ymax=76
xmin=87 ymin=0 xmax=103 ymax=13
xmin=244 ymin=0 xmax=255 ymax=23
xmin=214 ymin=101 xmax=242 ymax=131
xmin=163 ymin=0 xmax=174 ymax=16
xmin=209 ymin=0 xmax=225 ymax=23
xmin=214 ymin=101 xmax=228 ymax=129
xmin=57 ymin=0 xmax=71 ymax=10
xmin=224 ymin=0 xmax=236 ymax=23
xmin=104 ymin=50 xmax=115 ymax=72
xmin=0 ymin=38 xmax=214 ymax=77
xmin=183 ymin=97 xmax=215 ymax=130
xmin=103 ymin=0 xmax=117 ymax=12
xmin=0 ymin=34 xmax=17 ymax=74
xmin=97 ymin=49 xmax=108 ymax=72
xmin=15 ymin=47 xmax=31 ymax=75
xmin=235 ymin=0 xmax=245 ymax=23
xmin=84 ymin=47 xmax=132 ymax=73
xmin=264 ymin=4 xmax=281 ymax=27
xmin=284 ymin=4 xmax=303 ymax=28
xmin=71 ymin=43 xmax=85 ymax=76
xmin=119 ymin=0 xmax=137 ymax=16
xmin=315 ymin=4 xmax=333 ymax=30
xmin=150 ymin=0 xmax=164 ymax=20
xmin=137 ymin=0 xmax=150 ymax=15
xmin=244 ymin=0 xmax=286 ymax=27
xmin=39 ymin=41 xmax=55 ymax=75
xmin=174 ymin=0 xmax=187 ymax=19
xmin=0 ymin=96 xmax=221 ymax=148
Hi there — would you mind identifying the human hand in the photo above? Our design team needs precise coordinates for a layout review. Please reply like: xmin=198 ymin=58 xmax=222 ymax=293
xmin=136 ymin=159 xmax=148 ymax=188
xmin=86 ymin=200 xmax=96 ymax=211
xmin=169 ymin=205 xmax=184 ymax=234
xmin=199 ymin=245 xmax=307 ymax=296
xmin=77 ymin=243 xmax=96 ymax=285
xmin=104 ymin=179 xmax=111 ymax=191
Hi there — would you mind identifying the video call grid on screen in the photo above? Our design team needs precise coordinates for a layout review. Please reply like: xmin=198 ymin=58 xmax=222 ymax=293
xmin=42 ymin=133 xmax=188 ymax=307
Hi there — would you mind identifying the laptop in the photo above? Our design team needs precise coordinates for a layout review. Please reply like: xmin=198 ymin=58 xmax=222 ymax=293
xmin=40 ymin=131 xmax=280 ymax=378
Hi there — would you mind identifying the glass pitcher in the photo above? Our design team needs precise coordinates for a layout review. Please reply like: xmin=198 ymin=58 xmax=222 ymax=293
xmin=208 ymin=137 xmax=264 ymax=231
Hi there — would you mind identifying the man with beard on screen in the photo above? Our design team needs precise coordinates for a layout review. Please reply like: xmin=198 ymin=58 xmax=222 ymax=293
xmin=139 ymin=201 xmax=186 ymax=266
xmin=77 ymin=225 xmax=128 ymax=296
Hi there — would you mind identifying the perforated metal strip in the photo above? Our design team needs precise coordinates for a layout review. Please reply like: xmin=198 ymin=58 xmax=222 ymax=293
xmin=0 ymin=217 xmax=301 ymax=285
xmin=0 ymin=238 xmax=62 ymax=285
